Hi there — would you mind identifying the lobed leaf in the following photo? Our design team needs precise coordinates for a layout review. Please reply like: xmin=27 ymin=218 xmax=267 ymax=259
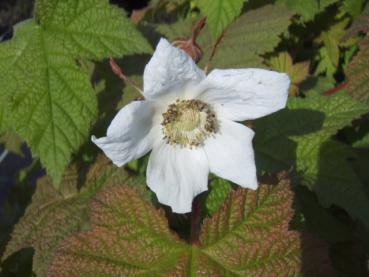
xmin=0 ymin=21 xmax=97 ymax=184
xmin=199 ymin=173 xmax=302 ymax=276
xmin=267 ymin=52 xmax=309 ymax=95
xmin=0 ymin=0 xmax=151 ymax=185
xmin=48 ymin=185 xmax=187 ymax=276
xmin=48 ymin=173 xmax=332 ymax=276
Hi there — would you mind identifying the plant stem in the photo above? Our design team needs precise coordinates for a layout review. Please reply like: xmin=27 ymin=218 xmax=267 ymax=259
xmin=190 ymin=196 xmax=201 ymax=245
xmin=109 ymin=57 xmax=144 ymax=96
xmin=204 ymin=31 xmax=225 ymax=74
xmin=323 ymin=82 xmax=347 ymax=96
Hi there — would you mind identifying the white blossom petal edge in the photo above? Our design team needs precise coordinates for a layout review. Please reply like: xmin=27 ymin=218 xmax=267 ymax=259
xmin=92 ymin=38 xmax=290 ymax=213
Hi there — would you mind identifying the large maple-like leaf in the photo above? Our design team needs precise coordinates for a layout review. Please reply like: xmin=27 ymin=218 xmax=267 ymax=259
xmin=0 ymin=0 xmax=151 ymax=185
xmin=47 ymin=174 xmax=332 ymax=276
xmin=0 ymin=22 xmax=97 ymax=184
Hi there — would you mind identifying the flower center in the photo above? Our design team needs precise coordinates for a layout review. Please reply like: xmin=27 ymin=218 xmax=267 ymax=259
xmin=161 ymin=99 xmax=217 ymax=147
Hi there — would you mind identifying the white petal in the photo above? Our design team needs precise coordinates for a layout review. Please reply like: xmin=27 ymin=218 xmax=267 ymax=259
xmin=198 ymin=69 xmax=290 ymax=121
xmin=204 ymin=119 xmax=258 ymax=189
xmin=147 ymin=142 xmax=209 ymax=213
xmin=143 ymin=38 xmax=205 ymax=99
xmin=92 ymin=101 xmax=160 ymax=167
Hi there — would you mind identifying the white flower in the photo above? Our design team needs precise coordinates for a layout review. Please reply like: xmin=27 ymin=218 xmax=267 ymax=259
xmin=92 ymin=38 xmax=290 ymax=213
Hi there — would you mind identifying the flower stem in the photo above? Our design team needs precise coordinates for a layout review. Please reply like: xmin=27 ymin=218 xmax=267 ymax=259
xmin=109 ymin=57 xmax=144 ymax=96
xmin=190 ymin=195 xmax=202 ymax=245
xmin=204 ymin=31 xmax=225 ymax=74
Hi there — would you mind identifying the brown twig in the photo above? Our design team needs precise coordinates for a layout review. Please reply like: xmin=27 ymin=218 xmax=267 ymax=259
xmin=204 ymin=31 xmax=226 ymax=74
xmin=323 ymin=82 xmax=347 ymax=96
xmin=109 ymin=57 xmax=144 ymax=96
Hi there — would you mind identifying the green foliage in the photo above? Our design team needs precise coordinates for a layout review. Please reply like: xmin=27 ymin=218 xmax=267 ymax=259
xmin=0 ymin=21 xmax=97 ymax=184
xmin=205 ymin=178 xmax=232 ymax=215
xmin=277 ymin=0 xmax=338 ymax=21
xmin=254 ymin=87 xmax=369 ymax=227
xmin=35 ymin=0 xmax=151 ymax=59
xmin=207 ymin=4 xmax=294 ymax=69
xmin=0 ymin=0 xmax=151 ymax=185
xmin=347 ymin=37 xmax=369 ymax=104
xmin=315 ymin=19 xmax=350 ymax=77
xmin=2 ymin=0 xmax=369 ymax=275
xmin=267 ymin=52 xmax=310 ymax=95
xmin=197 ymin=0 xmax=245 ymax=39
xmin=47 ymin=185 xmax=187 ymax=276
xmin=158 ymin=4 xmax=294 ymax=68
xmin=344 ymin=5 xmax=369 ymax=37
xmin=342 ymin=0 xmax=363 ymax=18
xmin=47 ymin=174 xmax=331 ymax=276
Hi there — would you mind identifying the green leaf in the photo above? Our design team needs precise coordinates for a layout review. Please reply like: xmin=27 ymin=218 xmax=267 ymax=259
xmin=353 ymin=133 xmax=369 ymax=148
xmin=47 ymin=174 xmax=332 ymax=276
xmin=197 ymin=0 xmax=245 ymax=39
xmin=47 ymin=185 xmax=188 ymax=276
xmin=347 ymin=37 xmax=369 ymax=104
xmin=267 ymin=52 xmax=310 ymax=95
xmin=158 ymin=5 xmax=294 ymax=68
xmin=200 ymin=174 xmax=334 ymax=276
xmin=342 ymin=0 xmax=363 ymax=18
xmin=35 ymin=0 xmax=152 ymax=59
xmin=208 ymin=4 xmax=294 ymax=68
xmin=254 ymin=88 xmax=369 ymax=227
xmin=205 ymin=178 xmax=232 ymax=215
xmin=199 ymin=174 xmax=303 ymax=275
xmin=0 ymin=21 xmax=97 ymax=184
xmin=0 ymin=0 xmax=151 ymax=184
xmin=1 ymin=155 xmax=147 ymax=276
xmin=277 ymin=0 xmax=338 ymax=21
xmin=344 ymin=6 xmax=369 ymax=38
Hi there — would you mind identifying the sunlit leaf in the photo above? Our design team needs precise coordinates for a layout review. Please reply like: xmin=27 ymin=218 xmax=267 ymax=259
xmin=35 ymin=0 xmax=152 ymax=59
xmin=197 ymin=0 xmax=245 ymax=39
xmin=0 ymin=0 xmax=150 ymax=184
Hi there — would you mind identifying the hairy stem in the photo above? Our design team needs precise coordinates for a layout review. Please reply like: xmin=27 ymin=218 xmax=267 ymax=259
xmin=109 ymin=57 xmax=144 ymax=96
